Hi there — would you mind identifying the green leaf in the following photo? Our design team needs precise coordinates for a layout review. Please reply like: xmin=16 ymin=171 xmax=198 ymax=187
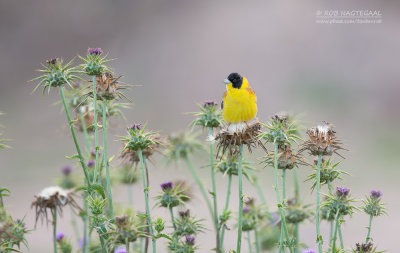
xmin=66 ymin=154 xmax=80 ymax=160
xmin=91 ymin=184 xmax=105 ymax=199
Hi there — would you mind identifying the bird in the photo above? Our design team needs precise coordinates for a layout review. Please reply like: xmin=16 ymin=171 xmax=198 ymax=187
xmin=221 ymin=73 xmax=257 ymax=132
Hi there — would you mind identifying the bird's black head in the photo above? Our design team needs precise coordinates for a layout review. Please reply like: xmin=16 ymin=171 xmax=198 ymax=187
xmin=227 ymin=73 xmax=243 ymax=89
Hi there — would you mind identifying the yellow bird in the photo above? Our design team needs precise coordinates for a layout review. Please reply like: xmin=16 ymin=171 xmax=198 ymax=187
xmin=222 ymin=73 xmax=257 ymax=131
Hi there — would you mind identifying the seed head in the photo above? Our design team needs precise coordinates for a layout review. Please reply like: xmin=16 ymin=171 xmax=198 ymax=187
xmin=354 ymin=242 xmax=374 ymax=253
xmin=300 ymin=122 xmax=345 ymax=157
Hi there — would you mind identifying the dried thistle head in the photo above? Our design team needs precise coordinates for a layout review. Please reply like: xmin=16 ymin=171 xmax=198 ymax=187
xmin=300 ymin=122 xmax=345 ymax=157
xmin=215 ymin=121 xmax=264 ymax=157
xmin=74 ymin=105 xmax=102 ymax=132
xmin=261 ymin=143 xmax=308 ymax=170
xmin=31 ymin=186 xmax=80 ymax=225
xmin=31 ymin=58 xmax=81 ymax=95
xmin=79 ymin=48 xmax=111 ymax=76
xmin=108 ymin=213 xmax=146 ymax=248
xmin=353 ymin=242 xmax=383 ymax=253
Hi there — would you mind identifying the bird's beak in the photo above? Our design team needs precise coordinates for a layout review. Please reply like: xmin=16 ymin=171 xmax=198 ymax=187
xmin=224 ymin=79 xmax=231 ymax=84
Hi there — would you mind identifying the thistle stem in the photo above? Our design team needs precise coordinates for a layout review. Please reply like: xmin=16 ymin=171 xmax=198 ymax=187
xmin=220 ymin=173 xmax=232 ymax=248
xmin=315 ymin=154 xmax=323 ymax=253
xmin=209 ymin=127 xmax=221 ymax=253
xmin=273 ymin=142 xmax=293 ymax=253
xmin=92 ymin=75 xmax=100 ymax=185
xmin=365 ymin=215 xmax=373 ymax=243
xmin=338 ymin=226 xmax=344 ymax=249
xmin=247 ymin=231 xmax=253 ymax=253
xmin=184 ymin=156 xmax=214 ymax=224
xmin=138 ymin=150 xmax=156 ymax=253
xmin=169 ymin=207 xmax=177 ymax=231
xmin=331 ymin=210 xmax=340 ymax=253
xmin=128 ymin=184 xmax=134 ymax=206
xmin=53 ymin=208 xmax=57 ymax=253
xmin=83 ymin=194 xmax=89 ymax=253
xmin=70 ymin=206 xmax=80 ymax=245
xmin=79 ymin=111 xmax=91 ymax=155
xmin=59 ymin=86 xmax=91 ymax=187
xmin=254 ymin=228 xmax=260 ymax=253
xmin=102 ymin=100 xmax=113 ymax=218
xmin=236 ymin=144 xmax=244 ymax=253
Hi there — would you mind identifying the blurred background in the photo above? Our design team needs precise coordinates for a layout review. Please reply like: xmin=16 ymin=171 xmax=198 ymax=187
xmin=1 ymin=0 xmax=399 ymax=252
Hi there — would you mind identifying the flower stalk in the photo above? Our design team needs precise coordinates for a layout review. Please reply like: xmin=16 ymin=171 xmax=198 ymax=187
xmin=138 ymin=150 xmax=156 ymax=253
xmin=315 ymin=154 xmax=323 ymax=253
xmin=92 ymin=75 xmax=100 ymax=185
xmin=53 ymin=208 xmax=58 ymax=253
xmin=365 ymin=215 xmax=373 ymax=243
xmin=102 ymin=100 xmax=113 ymax=217
xmin=236 ymin=144 xmax=244 ymax=253
xmin=220 ymin=173 xmax=232 ymax=248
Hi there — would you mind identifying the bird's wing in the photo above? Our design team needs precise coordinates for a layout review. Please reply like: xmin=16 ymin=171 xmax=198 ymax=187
xmin=221 ymin=91 xmax=227 ymax=109
xmin=246 ymin=87 xmax=257 ymax=103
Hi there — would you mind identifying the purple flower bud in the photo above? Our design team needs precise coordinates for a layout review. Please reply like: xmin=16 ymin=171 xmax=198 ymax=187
xmin=91 ymin=149 xmax=96 ymax=157
xmin=87 ymin=160 xmax=95 ymax=168
xmin=243 ymin=206 xmax=251 ymax=213
xmin=62 ymin=165 xmax=73 ymax=176
xmin=302 ymin=249 xmax=315 ymax=253
xmin=185 ymin=235 xmax=195 ymax=245
xmin=16 ymin=219 xmax=25 ymax=228
xmin=336 ymin=187 xmax=350 ymax=198
xmin=370 ymin=190 xmax=382 ymax=199
xmin=161 ymin=181 xmax=173 ymax=191
xmin=88 ymin=48 xmax=103 ymax=56
xmin=203 ymin=101 xmax=217 ymax=108
xmin=56 ymin=232 xmax=65 ymax=242
xmin=129 ymin=123 xmax=142 ymax=131
xmin=114 ymin=246 xmax=127 ymax=253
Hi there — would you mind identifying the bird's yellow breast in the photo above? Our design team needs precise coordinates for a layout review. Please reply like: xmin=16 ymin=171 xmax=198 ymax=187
xmin=222 ymin=78 xmax=257 ymax=124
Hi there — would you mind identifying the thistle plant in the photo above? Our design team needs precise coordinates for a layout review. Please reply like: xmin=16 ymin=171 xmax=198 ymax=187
xmin=362 ymin=190 xmax=386 ymax=244
xmin=300 ymin=122 xmax=345 ymax=253
xmin=120 ymin=124 xmax=160 ymax=253
xmin=191 ymin=101 xmax=223 ymax=252
xmin=259 ymin=113 xmax=302 ymax=253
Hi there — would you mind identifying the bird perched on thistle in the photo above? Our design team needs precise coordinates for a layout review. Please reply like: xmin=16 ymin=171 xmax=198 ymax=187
xmin=222 ymin=73 xmax=257 ymax=132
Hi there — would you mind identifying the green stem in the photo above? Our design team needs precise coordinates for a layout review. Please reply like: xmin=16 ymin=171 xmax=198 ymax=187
xmin=338 ymin=226 xmax=344 ymax=249
xmin=209 ymin=127 xmax=221 ymax=253
xmin=79 ymin=111 xmax=91 ymax=155
xmin=82 ymin=193 xmax=89 ymax=253
xmin=92 ymin=75 xmax=100 ymax=185
xmin=220 ymin=173 xmax=232 ymax=249
xmin=236 ymin=145 xmax=244 ymax=253
xmin=126 ymin=238 xmax=130 ymax=253
xmin=247 ymin=231 xmax=253 ymax=253
xmin=273 ymin=143 xmax=293 ymax=253
xmin=70 ymin=206 xmax=80 ymax=245
xmin=184 ymin=156 xmax=214 ymax=223
xmin=138 ymin=150 xmax=156 ymax=253
xmin=295 ymin=224 xmax=299 ymax=253
xmin=59 ymin=86 xmax=91 ymax=188
xmin=169 ymin=207 xmax=177 ymax=231
xmin=329 ymin=220 xmax=334 ymax=249
xmin=254 ymin=228 xmax=260 ymax=253
xmin=53 ymin=208 xmax=58 ymax=253
xmin=102 ymin=100 xmax=113 ymax=218
xmin=281 ymin=169 xmax=287 ymax=253
xmin=293 ymin=167 xmax=300 ymax=202
xmin=128 ymin=184 xmax=134 ymax=206
xmin=315 ymin=154 xmax=323 ymax=253
xmin=331 ymin=210 xmax=340 ymax=253
xmin=365 ymin=215 xmax=373 ymax=243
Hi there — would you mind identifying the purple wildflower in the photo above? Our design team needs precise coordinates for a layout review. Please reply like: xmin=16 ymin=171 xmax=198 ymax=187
xmin=243 ymin=206 xmax=251 ymax=213
xmin=161 ymin=181 xmax=173 ymax=191
xmin=203 ymin=101 xmax=217 ymax=108
xmin=302 ymin=249 xmax=315 ymax=253
xmin=129 ymin=123 xmax=142 ymax=131
xmin=87 ymin=160 xmax=95 ymax=168
xmin=88 ymin=48 xmax=103 ymax=56
xmin=336 ymin=187 xmax=350 ymax=198
xmin=114 ymin=246 xmax=127 ymax=253
xmin=16 ymin=219 xmax=25 ymax=228
xmin=62 ymin=165 xmax=73 ymax=176
xmin=185 ymin=235 xmax=195 ymax=245
xmin=370 ymin=190 xmax=382 ymax=199
xmin=56 ymin=232 xmax=65 ymax=242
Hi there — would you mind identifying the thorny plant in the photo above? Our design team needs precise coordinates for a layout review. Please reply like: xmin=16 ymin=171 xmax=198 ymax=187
xmin=0 ymin=48 xmax=389 ymax=253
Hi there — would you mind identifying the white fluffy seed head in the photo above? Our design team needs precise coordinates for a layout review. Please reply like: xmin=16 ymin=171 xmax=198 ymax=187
xmin=38 ymin=186 xmax=68 ymax=200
